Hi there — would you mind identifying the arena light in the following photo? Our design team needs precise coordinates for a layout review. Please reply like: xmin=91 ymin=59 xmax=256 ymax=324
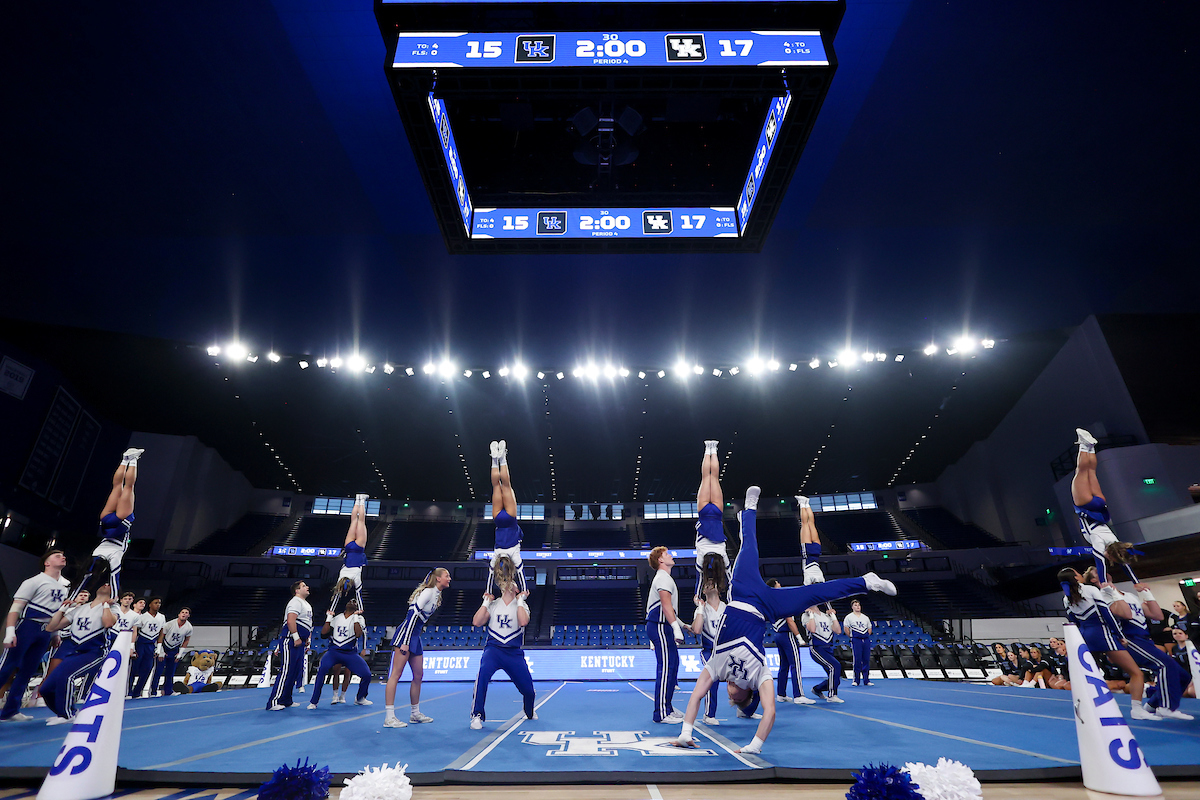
xmin=923 ymin=343 xmax=938 ymax=356
xmin=405 ymin=366 xmax=415 ymax=376
xmin=712 ymin=368 xmax=723 ymax=377
xmin=619 ymin=367 xmax=629 ymax=378
xmin=768 ymin=359 xmax=780 ymax=371
xmin=657 ymin=370 xmax=666 ymax=378
xmin=383 ymin=363 xmax=394 ymax=374
xmin=463 ymin=369 xmax=472 ymax=377
xmin=585 ymin=362 xmax=600 ymax=380
xmin=572 ymin=366 xmax=583 ymax=378
xmin=747 ymin=356 xmax=763 ymax=375
xmin=482 ymin=370 xmax=491 ymax=379
xmin=875 ymin=353 xmax=886 ymax=362
xmin=439 ymin=359 xmax=456 ymax=377
xmin=298 ymin=360 xmax=309 ymax=369
xmin=330 ymin=356 xmax=343 ymax=369
xmin=422 ymin=362 xmax=435 ymax=374
xmin=515 ymin=363 xmax=530 ymax=380
xmin=674 ymin=358 xmax=690 ymax=377
xmin=499 ymin=366 xmax=510 ymax=377
xmin=809 ymin=358 xmax=820 ymax=370
xmin=837 ymin=348 xmax=855 ymax=365
xmin=225 ymin=342 xmax=247 ymax=361
xmin=945 ymin=347 xmax=958 ymax=356
xmin=536 ymin=371 xmax=545 ymax=380
xmin=953 ymin=336 xmax=977 ymax=353
xmin=365 ymin=365 xmax=376 ymax=374
xmin=557 ymin=371 xmax=565 ymax=380
xmin=316 ymin=358 xmax=328 ymax=368
xmin=894 ymin=354 xmax=905 ymax=362
xmin=789 ymin=363 xmax=798 ymax=371
xmin=828 ymin=360 xmax=839 ymax=368
xmin=604 ymin=364 xmax=617 ymax=379
xmin=347 ymin=354 xmax=366 ymax=372
xmin=206 ymin=345 xmax=221 ymax=357
xmin=981 ymin=338 xmax=995 ymax=349
xmin=693 ymin=364 xmax=704 ymax=375
xmin=268 ymin=352 xmax=281 ymax=363
xmin=729 ymin=366 xmax=740 ymax=375
xmin=246 ymin=354 xmax=259 ymax=363
xmin=861 ymin=351 xmax=873 ymax=362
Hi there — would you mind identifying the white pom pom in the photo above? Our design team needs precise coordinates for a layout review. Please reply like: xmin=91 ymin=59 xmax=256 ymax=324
xmin=903 ymin=758 xmax=982 ymax=800
xmin=341 ymin=762 xmax=413 ymax=800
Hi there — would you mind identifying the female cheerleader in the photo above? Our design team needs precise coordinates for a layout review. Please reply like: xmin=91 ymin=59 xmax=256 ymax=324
xmin=766 ymin=580 xmax=814 ymax=705
xmin=694 ymin=440 xmax=730 ymax=601
xmin=998 ymin=650 xmax=1024 ymax=686
xmin=131 ymin=597 xmax=165 ymax=698
xmin=469 ymin=575 xmax=536 ymax=729
xmin=1046 ymin=638 xmax=1070 ymax=690
xmin=1058 ymin=566 xmax=1156 ymax=720
xmin=1168 ymin=628 xmax=1196 ymax=698
xmin=1072 ymin=429 xmax=1138 ymax=584
xmin=75 ymin=449 xmax=143 ymax=599
xmin=843 ymin=600 xmax=872 ymax=686
xmin=41 ymin=585 xmax=115 ymax=725
xmin=309 ymin=600 xmax=372 ymax=708
xmin=794 ymin=496 xmax=824 ymax=584
xmin=690 ymin=571 xmax=726 ymax=725
xmin=265 ymin=582 xmax=312 ymax=711
xmin=990 ymin=644 xmax=1012 ymax=686
xmin=804 ymin=602 xmax=843 ymax=703
xmin=673 ymin=487 xmax=897 ymax=754
xmin=153 ymin=608 xmax=192 ymax=697
xmin=487 ymin=441 xmax=527 ymax=597
xmin=647 ymin=545 xmax=684 ymax=723
xmin=330 ymin=494 xmax=369 ymax=614
xmin=384 ymin=568 xmax=450 ymax=728
xmin=1114 ymin=583 xmax=1193 ymax=720
xmin=1021 ymin=645 xmax=1053 ymax=688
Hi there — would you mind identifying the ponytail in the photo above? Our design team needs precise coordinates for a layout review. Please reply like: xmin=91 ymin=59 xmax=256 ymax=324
xmin=1057 ymin=568 xmax=1082 ymax=606
xmin=409 ymin=568 xmax=448 ymax=607
xmin=701 ymin=553 xmax=728 ymax=599
xmin=493 ymin=556 xmax=517 ymax=595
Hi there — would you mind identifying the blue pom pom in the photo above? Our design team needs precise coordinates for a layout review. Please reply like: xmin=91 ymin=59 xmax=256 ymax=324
xmin=258 ymin=758 xmax=332 ymax=800
xmin=846 ymin=763 xmax=923 ymax=800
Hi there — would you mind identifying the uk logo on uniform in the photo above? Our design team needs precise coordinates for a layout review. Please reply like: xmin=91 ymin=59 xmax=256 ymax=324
xmin=642 ymin=210 xmax=673 ymax=235
xmin=665 ymin=35 xmax=706 ymax=62
xmin=520 ymin=731 xmax=718 ymax=757
xmin=516 ymin=35 xmax=555 ymax=63
xmin=537 ymin=211 xmax=567 ymax=235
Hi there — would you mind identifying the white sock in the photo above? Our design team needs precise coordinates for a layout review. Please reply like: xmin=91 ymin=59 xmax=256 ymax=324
xmin=385 ymin=705 xmax=396 ymax=719
xmin=491 ymin=457 xmax=500 ymax=468
xmin=411 ymin=703 xmax=420 ymax=715
xmin=498 ymin=454 xmax=507 ymax=467
xmin=122 ymin=456 xmax=134 ymax=466
xmin=1079 ymin=441 xmax=1095 ymax=454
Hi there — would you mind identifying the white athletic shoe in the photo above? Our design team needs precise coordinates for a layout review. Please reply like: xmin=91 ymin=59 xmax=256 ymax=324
xmin=862 ymin=571 xmax=898 ymax=596
xmin=776 ymin=695 xmax=789 ymax=703
xmin=307 ymin=703 xmax=317 ymax=710
xmin=331 ymin=694 xmax=344 ymax=705
xmin=355 ymin=493 xmax=369 ymax=504
xmin=46 ymin=716 xmax=73 ymax=726
xmin=122 ymin=448 xmax=145 ymax=460
xmin=410 ymin=711 xmax=434 ymax=724
xmin=296 ymin=687 xmax=305 ymax=694
xmin=527 ymin=711 xmax=538 ymax=720
xmin=1 ymin=713 xmax=33 ymax=722
xmin=704 ymin=439 xmax=719 ymax=453
xmin=735 ymin=708 xmax=763 ymax=719
xmin=470 ymin=716 xmax=483 ymax=730
xmin=1154 ymin=706 xmax=1194 ymax=721
xmin=384 ymin=716 xmax=408 ymax=728
xmin=744 ymin=486 xmax=760 ymax=511
xmin=703 ymin=715 xmax=720 ymax=726
xmin=793 ymin=696 xmax=816 ymax=705
xmin=795 ymin=495 xmax=810 ymax=509
xmin=34 ymin=697 xmax=47 ymax=707
xmin=660 ymin=711 xmax=685 ymax=724
xmin=1076 ymin=428 xmax=1097 ymax=448
xmin=489 ymin=440 xmax=500 ymax=459
xmin=1130 ymin=704 xmax=1161 ymax=721
xmin=267 ymin=704 xmax=288 ymax=711
xmin=826 ymin=696 xmax=845 ymax=704
xmin=355 ymin=698 xmax=373 ymax=706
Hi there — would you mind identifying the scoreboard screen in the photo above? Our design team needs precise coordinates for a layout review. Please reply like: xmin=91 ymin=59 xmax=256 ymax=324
xmin=394 ymin=31 xmax=827 ymax=69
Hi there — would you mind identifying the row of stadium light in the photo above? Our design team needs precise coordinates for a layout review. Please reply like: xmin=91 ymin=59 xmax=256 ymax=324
xmin=204 ymin=336 xmax=997 ymax=378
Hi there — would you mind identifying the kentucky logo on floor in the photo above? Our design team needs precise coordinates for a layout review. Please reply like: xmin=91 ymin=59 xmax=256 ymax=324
xmin=519 ymin=731 xmax=719 ymax=756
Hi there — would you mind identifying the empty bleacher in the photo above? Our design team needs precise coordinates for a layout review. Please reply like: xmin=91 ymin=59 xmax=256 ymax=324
xmin=186 ymin=513 xmax=287 ymax=555
xmin=892 ymin=579 xmax=1021 ymax=620
xmin=280 ymin=516 xmax=349 ymax=548
xmin=641 ymin=519 xmax=700 ymax=548
xmin=552 ymin=586 xmax=645 ymax=627
xmin=371 ymin=520 xmax=466 ymax=561
xmin=902 ymin=507 xmax=1006 ymax=549
xmin=810 ymin=511 xmax=909 ymax=551
xmin=558 ymin=527 xmax=636 ymax=550
xmin=166 ymin=585 xmax=283 ymax=625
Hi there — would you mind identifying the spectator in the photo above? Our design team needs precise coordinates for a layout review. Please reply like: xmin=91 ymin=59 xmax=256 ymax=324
xmin=1170 ymin=628 xmax=1197 ymax=699
xmin=1022 ymin=645 xmax=1054 ymax=688
xmin=994 ymin=650 xmax=1023 ymax=686
xmin=1167 ymin=601 xmax=1193 ymax=641
xmin=989 ymin=643 xmax=1011 ymax=685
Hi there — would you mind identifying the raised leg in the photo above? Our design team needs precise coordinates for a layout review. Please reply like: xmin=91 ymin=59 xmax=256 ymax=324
xmin=499 ymin=464 xmax=517 ymax=517
xmin=101 ymin=463 xmax=126 ymax=518
xmin=116 ymin=462 xmax=136 ymax=520
xmin=1071 ymin=449 xmax=1103 ymax=506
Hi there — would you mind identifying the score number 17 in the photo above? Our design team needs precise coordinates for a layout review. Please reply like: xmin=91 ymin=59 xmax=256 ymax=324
xmin=718 ymin=39 xmax=753 ymax=57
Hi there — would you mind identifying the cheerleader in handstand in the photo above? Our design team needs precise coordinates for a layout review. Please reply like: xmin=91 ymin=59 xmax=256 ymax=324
xmin=308 ymin=599 xmax=372 ymax=708
xmin=694 ymin=440 xmax=731 ymax=600
xmin=41 ymin=585 xmax=115 ymax=725
xmin=383 ymin=568 xmax=450 ymax=728
xmin=767 ymin=580 xmax=814 ymax=705
xmin=486 ymin=441 xmax=527 ymax=597
xmin=74 ymin=448 xmax=144 ymax=599
xmin=794 ymin=495 xmax=825 ymax=584
xmin=330 ymin=494 xmax=369 ymax=614
xmin=804 ymin=602 xmax=843 ymax=702
xmin=1058 ymin=566 xmax=1157 ymax=720
xmin=674 ymin=487 xmax=897 ymax=753
xmin=690 ymin=568 xmax=726 ymax=724
xmin=1072 ymin=429 xmax=1138 ymax=584
xmin=469 ymin=576 xmax=536 ymax=729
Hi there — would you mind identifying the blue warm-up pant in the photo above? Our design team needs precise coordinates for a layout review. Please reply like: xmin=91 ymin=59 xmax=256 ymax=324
xmin=1125 ymin=633 xmax=1185 ymax=712
xmin=310 ymin=648 xmax=371 ymax=705
xmin=776 ymin=633 xmax=803 ymax=697
xmin=131 ymin=637 xmax=157 ymax=697
xmin=266 ymin=630 xmax=310 ymax=709
xmin=811 ymin=644 xmax=842 ymax=698
xmin=648 ymin=621 xmax=679 ymax=722
xmin=471 ymin=645 xmax=536 ymax=721
xmin=153 ymin=646 xmax=181 ymax=696
xmin=40 ymin=647 xmax=107 ymax=719
xmin=852 ymin=636 xmax=871 ymax=684
xmin=0 ymin=620 xmax=53 ymax=720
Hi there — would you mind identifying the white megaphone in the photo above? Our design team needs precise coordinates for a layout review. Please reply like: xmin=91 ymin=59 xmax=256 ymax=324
xmin=38 ymin=631 xmax=133 ymax=800
xmin=1063 ymin=623 xmax=1161 ymax=797
xmin=1185 ymin=641 xmax=1200 ymax=697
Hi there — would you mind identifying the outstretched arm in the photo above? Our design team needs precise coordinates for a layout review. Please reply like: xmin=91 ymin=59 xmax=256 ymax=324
xmin=740 ymin=683 xmax=776 ymax=753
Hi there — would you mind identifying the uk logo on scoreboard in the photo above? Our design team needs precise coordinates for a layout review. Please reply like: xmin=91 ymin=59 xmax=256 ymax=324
xmin=665 ymin=35 xmax=706 ymax=62
xmin=537 ymin=211 xmax=567 ymax=235
xmin=642 ymin=210 xmax=673 ymax=235
xmin=515 ymin=35 xmax=555 ymax=63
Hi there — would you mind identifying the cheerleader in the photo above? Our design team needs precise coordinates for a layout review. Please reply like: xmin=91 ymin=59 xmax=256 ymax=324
xmin=766 ymin=580 xmax=814 ymax=705
xmin=690 ymin=573 xmax=726 ymax=724
xmin=1168 ymin=628 xmax=1197 ymax=698
xmin=266 ymin=581 xmax=312 ymax=711
xmin=330 ymin=494 xmax=369 ymax=614
xmin=1072 ymin=429 xmax=1138 ymax=584
xmin=469 ymin=578 xmax=536 ymax=729
xmin=997 ymin=650 xmax=1024 ymax=687
xmin=1114 ymin=583 xmax=1193 ymax=720
xmin=42 ymin=590 xmax=89 ymax=690
xmin=131 ymin=597 xmax=166 ymax=698
xmin=843 ymin=600 xmax=873 ymax=686
xmin=153 ymin=608 xmax=193 ymax=697
xmin=990 ymin=643 xmax=1012 ymax=686
xmin=794 ymin=496 xmax=825 ymax=584
xmin=74 ymin=449 xmax=144 ymax=600
xmin=647 ymin=545 xmax=684 ymax=723
xmin=1 ymin=550 xmax=70 ymax=722
xmin=383 ymin=568 xmax=450 ymax=728
xmin=673 ymin=487 xmax=898 ymax=754
xmin=308 ymin=600 xmax=372 ymax=708
xmin=694 ymin=440 xmax=731 ymax=601
xmin=803 ymin=603 xmax=843 ymax=702
xmin=484 ymin=441 xmax=528 ymax=598
xmin=1045 ymin=638 xmax=1070 ymax=690
xmin=1021 ymin=645 xmax=1053 ymax=688
xmin=1057 ymin=567 xmax=1156 ymax=720
xmin=41 ymin=585 xmax=116 ymax=725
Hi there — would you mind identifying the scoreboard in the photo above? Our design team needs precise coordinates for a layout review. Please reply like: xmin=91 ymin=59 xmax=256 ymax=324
xmin=375 ymin=1 xmax=846 ymax=252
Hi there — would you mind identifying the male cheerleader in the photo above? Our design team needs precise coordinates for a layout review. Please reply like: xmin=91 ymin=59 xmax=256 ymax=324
xmin=309 ymin=600 xmax=372 ymax=708
xmin=41 ymin=585 xmax=116 ymax=724
xmin=154 ymin=608 xmax=193 ymax=697
xmin=131 ymin=597 xmax=166 ymax=698
xmin=674 ymin=487 xmax=897 ymax=753
xmin=767 ymin=580 xmax=814 ymax=705
xmin=805 ymin=603 xmax=843 ymax=702
xmin=647 ymin=545 xmax=684 ymax=723
xmin=844 ymin=599 xmax=873 ymax=686
xmin=469 ymin=579 xmax=536 ymax=728
xmin=266 ymin=581 xmax=312 ymax=710
xmin=486 ymin=441 xmax=527 ymax=596
xmin=1 ymin=550 xmax=70 ymax=721
xmin=75 ymin=448 xmax=144 ymax=599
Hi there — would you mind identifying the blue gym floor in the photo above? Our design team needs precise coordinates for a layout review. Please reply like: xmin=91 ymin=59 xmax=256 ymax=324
xmin=0 ymin=680 xmax=1196 ymax=784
